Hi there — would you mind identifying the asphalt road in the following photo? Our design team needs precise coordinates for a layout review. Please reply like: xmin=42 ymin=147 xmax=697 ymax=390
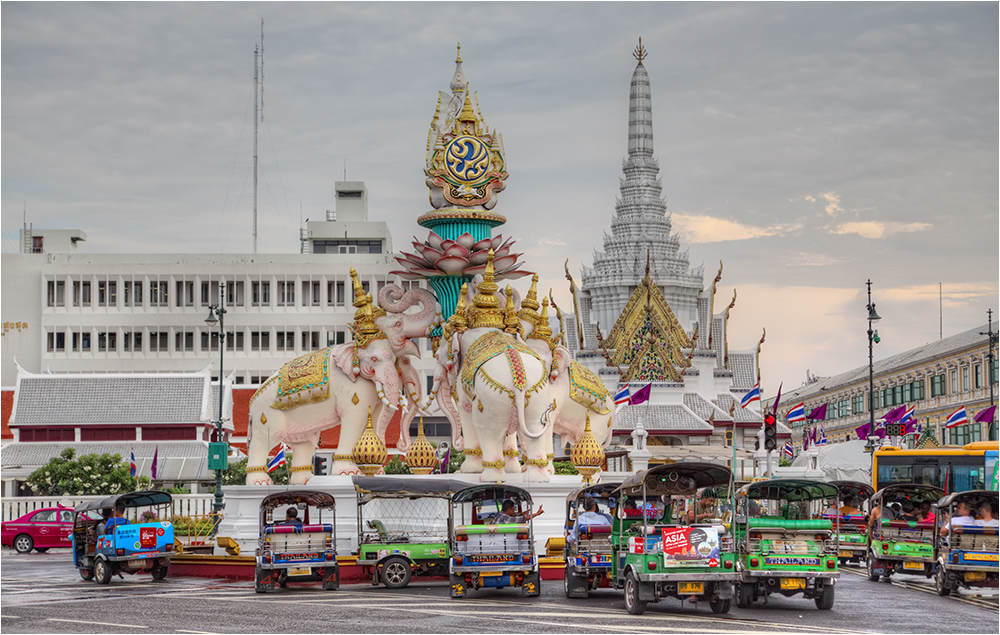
xmin=1 ymin=549 xmax=997 ymax=634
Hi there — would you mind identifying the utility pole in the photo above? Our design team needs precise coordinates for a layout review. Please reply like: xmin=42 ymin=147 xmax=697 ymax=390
xmin=981 ymin=309 xmax=998 ymax=441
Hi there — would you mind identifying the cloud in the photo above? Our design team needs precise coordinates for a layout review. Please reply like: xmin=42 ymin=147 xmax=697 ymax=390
xmin=671 ymin=213 xmax=799 ymax=243
xmin=832 ymin=221 xmax=933 ymax=239
xmin=820 ymin=192 xmax=844 ymax=216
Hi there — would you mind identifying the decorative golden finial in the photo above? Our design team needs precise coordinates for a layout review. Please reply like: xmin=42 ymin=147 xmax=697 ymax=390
xmin=565 ymin=259 xmax=584 ymax=350
xmin=352 ymin=407 xmax=388 ymax=476
xmin=456 ymin=42 xmax=462 ymax=63
xmin=458 ymin=84 xmax=477 ymax=123
xmin=470 ymin=251 xmax=503 ymax=329
xmin=449 ymin=283 xmax=470 ymax=333
xmin=503 ymin=285 xmax=522 ymax=336
xmin=570 ymin=411 xmax=605 ymax=485
xmin=405 ymin=416 xmax=439 ymax=475
xmin=708 ymin=260 xmax=723 ymax=350
xmin=633 ymin=37 xmax=647 ymax=64
xmin=548 ymin=290 xmax=567 ymax=347
xmin=756 ymin=327 xmax=766 ymax=384
xmin=518 ymin=274 xmax=541 ymax=324
xmin=529 ymin=297 xmax=555 ymax=348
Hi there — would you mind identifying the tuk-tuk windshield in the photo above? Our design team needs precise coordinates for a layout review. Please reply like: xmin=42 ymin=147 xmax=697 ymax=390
xmin=617 ymin=497 xmax=667 ymax=521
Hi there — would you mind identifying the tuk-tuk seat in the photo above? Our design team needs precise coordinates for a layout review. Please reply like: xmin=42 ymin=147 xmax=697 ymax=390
xmin=951 ymin=525 xmax=993 ymax=535
xmin=577 ymin=524 xmax=612 ymax=535
xmin=265 ymin=523 xmax=333 ymax=535
xmin=881 ymin=519 xmax=934 ymax=529
xmin=455 ymin=523 xmax=529 ymax=535
xmin=748 ymin=518 xmax=832 ymax=531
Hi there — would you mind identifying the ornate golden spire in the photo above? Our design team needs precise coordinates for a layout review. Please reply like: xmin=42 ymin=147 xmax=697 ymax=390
xmin=449 ymin=283 xmax=470 ymax=333
xmin=518 ymin=273 xmax=541 ymax=324
xmin=456 ymin=42 xmax=462 ymax=64
xmin=470 ymin=251 xmax=503 ymax=329
xmin=352 ymin=407 xmax=387 ymax=476
xmin=529 ymin=297 xmax=554 ymax=348
xmin=503 ymin=285 xmax=522 ymax=337
xmin=570 ymin=411 xmax=605 ymax=485
xmin=633 ymin=37 xmax=647 ymax=65
xmin=405 ymin=416 xmax=439 ymax=475
xmin=457 ymin=84 xmax=477 ymax=124
xmin=348 ymin=269 xmax=387 ymax=349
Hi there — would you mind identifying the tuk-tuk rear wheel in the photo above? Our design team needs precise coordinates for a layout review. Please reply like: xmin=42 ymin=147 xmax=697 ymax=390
xmin=934 ymin=566 xmax=951 ymax=597
xmin=151 ymin=564 xmax=168 ymax=580
xmin=710 ymin=596 xmax=731 ymax=614
xmin=736 ymin=582 xmax=754 ymax=608
xmin=380 ymin=557 xmax=412 ymax=589
xmin=814 ymin=583 xmax=835 ymax=610
xmin=94 ymin=559 xmax=112 ymax=585
xmin=80 ymin=568 xmax=94 ymax=581
xmin=624 ymin=571 xmax=646 ymax=615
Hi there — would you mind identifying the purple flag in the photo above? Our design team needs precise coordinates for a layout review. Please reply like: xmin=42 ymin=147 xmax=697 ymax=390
xmin=974 ymin=405 xmax=998 ymax=423
xmin=629 ymin=383 xmax=652 ymax=406
xmin=806 ymin=404 xmax=827 ymax=421
xmin=151 ymin=445 xmax=159 ymax=480
xmin=855 ymin=422 xmax=871 ymax=439
xmin=881 ymin=405 xmax=908 ymax=423
xmin=771 ymin=382 xmax=783 ymax=415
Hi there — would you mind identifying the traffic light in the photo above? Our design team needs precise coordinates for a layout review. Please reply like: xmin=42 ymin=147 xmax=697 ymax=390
xmin=313 ymin=455 xmax=328 ymax=476
xmin=763 ymin=413 xmax=778 ymax=451
xmin=886 ymin=422 xmax=906 ymax=437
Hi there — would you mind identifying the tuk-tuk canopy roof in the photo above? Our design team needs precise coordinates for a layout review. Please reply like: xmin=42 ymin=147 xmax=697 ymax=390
xmin=260 ymin=490 xmax=335 ymax=510
xmin=870 ymin=483 xmax=944 ymax=506
xmin=829 ymin=480 xmax=875 ymax=502
xmin=737 ymin=479 xmax=839 ymax=502
xmin=564 ymin=482 xmax=622 ymax=504
xmin=935 ymin=489 xmax=998 ymax=510
xmin=452 ymin=484 xmax=532 ymax=505
xmin=353 ymin=476 xmax=471 ymax=502
xmin=616 ymin=462 xmax=732 ymax=497
xmin=73 ymin=490 xmax=173 ymax=513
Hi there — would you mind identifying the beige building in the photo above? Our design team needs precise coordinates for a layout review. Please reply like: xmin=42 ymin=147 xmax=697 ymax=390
xmin=764 ymin=323 xmax=997 ymax=448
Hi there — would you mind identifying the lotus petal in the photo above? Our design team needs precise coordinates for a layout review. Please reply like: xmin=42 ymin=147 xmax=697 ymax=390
xmin=492 ymin=255 xmax=517 ymax=271
xmin=439 ymin=239 xmax=457 ymax=252
xmin=490 ymin=234 xmax=504 ymax=250
xmin=427 ymin=231 xmax=443 ymax=250
xmin=468 ymin=250 xmax=491 ymax=265
xmin=436 ymin=255 xmax=470 ymax=275
xmin=472 ymin=237 xmax=493 ymax=252
xmin=389 ymin=270 xmax=428 ymax=281
xmin=456 ymin=232 xmax=477 ymax=250
xmin=496 ymin=269 xmax=533 ymax=280
xmin=461 ymin=264 xmax=488 ymax=277
xmin=443 ymin=243 xmax=470 ymax=259
xmin=422 ymin=245 xmax=444 ymax=262
xmin=402 ymin=252 xmax=433 ymax=268
xmin=409 ymin=266 xmax=445 ymax=277
xmin=491 ymin=245 xmax=511 ymax=260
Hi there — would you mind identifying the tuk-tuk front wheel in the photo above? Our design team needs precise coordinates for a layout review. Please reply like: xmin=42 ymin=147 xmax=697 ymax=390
xmin=380 ymin=557 xmax=412 ymax=589
xmin=94 ymin=559 xmax=112 ymax=585
xmin=814 ymin=583 xmax=835 ymax=610
xmin=151 ymin=564 xmax=168 ymax=580
xmin=934 ymin=566 xmax=952 ymax=597
xmin=624 ymin=571 xmax=646 ymax=615
xmin=736 ymin=582 xmax=754 ymax=608
xmin=710 ymin=596 xmax=731 ymax=614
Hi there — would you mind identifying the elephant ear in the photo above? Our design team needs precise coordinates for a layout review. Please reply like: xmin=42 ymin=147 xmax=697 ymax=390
xmin=553 ymin=345 xmax=573 ymax=380
xmin=332 ymin=344 xmax=359 ymax=381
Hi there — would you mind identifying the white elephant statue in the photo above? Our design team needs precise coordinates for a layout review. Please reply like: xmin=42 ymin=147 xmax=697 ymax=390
xmin=245 ymin=275 xmax=405 ymax=484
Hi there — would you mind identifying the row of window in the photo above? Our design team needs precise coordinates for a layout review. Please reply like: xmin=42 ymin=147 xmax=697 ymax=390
xmin=18 ymin=426 xmax=198 ymax=442
xmin=46 ymin=328 xmax=349 ymax=353
xmin=788 ymin=363 xmax=997 ymax=426
xmin=46 ymin=278 xmax=423 ymax=309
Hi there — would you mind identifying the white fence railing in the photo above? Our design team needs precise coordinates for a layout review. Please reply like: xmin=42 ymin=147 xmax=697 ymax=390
xmin=1 ymin=494 xmax=215 ymax=522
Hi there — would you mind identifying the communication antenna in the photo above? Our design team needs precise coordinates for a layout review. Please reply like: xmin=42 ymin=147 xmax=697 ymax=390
xmin=260 ymin=19 xmax=264 ymax=121
xmin=253 ymin=43 xmax=259 ymax=254
xmin=344 ymin=159 xmax=347 ymax=181
xmin=939 ymin=282 xmax=943 ymax=339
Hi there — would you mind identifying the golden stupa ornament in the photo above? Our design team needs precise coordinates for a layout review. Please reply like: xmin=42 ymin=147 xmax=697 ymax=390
xmin=469 ymin=251 xmax=504 ymax=329
xmin=570 ymin=412 xmax=605 ymax=485
xmin=502 ymin=285 xmax=523 ymax=338
xmin=352 ymin=407 xmax=387 ymax=476
xmin=518 ymin=274 xmax=541 ymax=325
xmin=404 ymin=416 xmax=439 ymax=475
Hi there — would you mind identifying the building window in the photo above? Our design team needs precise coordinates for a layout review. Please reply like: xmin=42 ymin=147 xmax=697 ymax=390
xmin=20 ymin=428 xmax=75 ymax=442
xmin=312 ymin=239 xmax=383 ymax=254
xmin=81 ymin=428 xmax=136 ymax=441
xmin=149 ymin=282 xmax=168 ymax=306
xmin=122 ymin=331 xmax=141 ymax=352
xmin=143 ymin=426 xmax=196 ymax=441
xmin=276 ymin=331 xmax=295 ymax=351
xmin=252 ymin=331 xmax=270 ymax=351
xmin=931 ymin=375 xmax=946 ymax=397
xmin=47 ymin=281 xmax=66 ymax=307
xmin=277 ymin=282 xmax=295 ymax=306
xmin=912 ymin=379 xmax=925 ymax=400
xmin=327 ymin=330 xmax=346 ymax=346
xmin=948 ymin=423 xmax=982 ymax=446
xmin=175 ymin=331 xmax=194 ymax=352
xmin=962 ymin=366 xmax=969 ymax=391
xmin=974 ymin=364 xmax=982 ymax=389
xmin=227 ymin=331 xmax=244 ymax=351
xmin=852 ymin=394 xmax=864 ymax=414
xmin=97 ymin=331 xmax=117 ymax=352
xmin=303 ymin=281 xmax=320 ymax=306
xmin=175 ymin=281 xmax=194 ymax=307
xmin=253 ymin=282 xmax=270 ymax=306
xmin=149 ymin=331 xmax=168 ymax=352
xmin=97 ymin=280 xmax=117 ymax=306
xmin=226 ymin=281 xmax=243 ymax=306
xmin=950 ymin=370 xmax=957 ymax=394
xmin=301 ymin=331 xmax=320 ymax=350
xmin=46 ymin=331 xmax=66 ymax=352
xmin=123 ymin=281 xmax=142 ymax=307
xmin=72 ymin=331 xmax=91 ymax=352
xmin=902 ymin=383 xmax=912 ymax=403
xmin=74 ymin=281 xmax=92 ymax=307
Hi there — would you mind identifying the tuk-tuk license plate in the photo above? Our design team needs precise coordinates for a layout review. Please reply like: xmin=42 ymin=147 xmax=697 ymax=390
xmin=479 ymin=571 xmax=503 ymax=577
xmin=903 ymin=561 xmax=925 ymax=571
xmin=780 ymin=578 xmax=806 ymax=590
xmin=678 ymin=582 xmax=703 ymax=594
xmin=839 ymin=550 xmax=854 ymax=558
xmin=965 ymin=571 xmax=987 ymax=581
xmin=288 ymin=567 xmax=311 ymax=576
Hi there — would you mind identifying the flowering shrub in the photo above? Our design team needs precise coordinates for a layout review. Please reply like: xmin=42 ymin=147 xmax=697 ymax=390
xmin=26 ymin=448 xmax=150 ymax=496
xmin=139 ymin=511 xmax=159 ymax=523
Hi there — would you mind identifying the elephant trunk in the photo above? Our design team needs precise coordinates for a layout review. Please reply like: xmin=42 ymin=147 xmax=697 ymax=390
xmin=436 ymin=380 xmax=464 ymax=451
xmin=378 ymin=286 xmax=439 ymax=338
xmin=373 ymin=377 xmax=402 ymax=441
xmin=515 ymin=388 xmax=550 ymax=441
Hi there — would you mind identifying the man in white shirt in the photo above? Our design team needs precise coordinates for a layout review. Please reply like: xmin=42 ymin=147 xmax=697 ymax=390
xmin=940 ymin=500 xmax=977 ymax=537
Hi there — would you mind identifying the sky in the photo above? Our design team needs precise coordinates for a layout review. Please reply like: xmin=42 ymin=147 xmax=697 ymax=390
xmin=2 ymin=2 xmax=998 ymax=394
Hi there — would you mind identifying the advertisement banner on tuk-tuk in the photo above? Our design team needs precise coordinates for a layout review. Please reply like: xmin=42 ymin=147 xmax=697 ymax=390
xmin=661 ymin=527 xmax=720 ymax=566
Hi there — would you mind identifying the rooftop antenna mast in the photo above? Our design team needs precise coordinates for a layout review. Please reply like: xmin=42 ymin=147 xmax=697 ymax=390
xmin=253 ymin=20 xmax=264 ymax=254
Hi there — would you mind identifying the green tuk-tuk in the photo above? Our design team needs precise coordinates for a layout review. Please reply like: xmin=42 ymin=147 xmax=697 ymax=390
xmin=866 ymin=483 xmax=943 ymax=583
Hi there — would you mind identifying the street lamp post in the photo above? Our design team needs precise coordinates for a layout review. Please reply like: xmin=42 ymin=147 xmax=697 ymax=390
xmin=204 ymin=283 xmax=227 ymax=528
xmin=981 ymin=309 xmax=998 ymax=441
xmin=866 ymin=280 xmax=881 ymax=469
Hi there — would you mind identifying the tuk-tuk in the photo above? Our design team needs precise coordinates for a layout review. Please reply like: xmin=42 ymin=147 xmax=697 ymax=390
xmin=866 ymin=483 xmax=943 ymax=584
xmin=611 ymin=462 xmax=737 ymax=615
xmin=71 ymin=490 xmax=174 ymax=584
xmin=353 ymin=476 xmax=468 ymax=589
xmin=449 ymin=484 xmax=540 ymax=598
xmin=824 ymin=480 xmax=875 ymax=565
xmin=255 ymin=490 xmax=339 ymax=593
xmin=733 ymin=479 xmax=840 ymax=610
xmin=933 ymin=490 xmax=998 ymax=596
xmin=563 ymin=482 xmax=620 ymax=598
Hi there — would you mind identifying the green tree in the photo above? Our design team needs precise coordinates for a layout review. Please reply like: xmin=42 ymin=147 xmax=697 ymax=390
xmin=26 ymin=448 xmax=150 ymax=496
xmin=384 ymin=455 xmax=412 ymax=475
xmin=778 ymin=457 xmax=793 ymax=468
xmin=448 ymin=451 xmax=465 ymax=474
xmin=220 ymin=457 xmax=289 ymax=486
xmin=553 ymin=461 xmax=579 ymax=475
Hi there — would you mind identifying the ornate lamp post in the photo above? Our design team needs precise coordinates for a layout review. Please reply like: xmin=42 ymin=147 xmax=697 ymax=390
xmin=981 ymin=309 xmax=998 ymax=441
xmin=204 ymin=283 xmax=228 ymax=530
xmin=866 ymin=280 xmax=881 ymax=468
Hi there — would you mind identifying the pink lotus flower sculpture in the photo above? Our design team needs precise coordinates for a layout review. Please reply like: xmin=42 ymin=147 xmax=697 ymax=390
xmin=390 ymin=230 xmax=532 ymax=281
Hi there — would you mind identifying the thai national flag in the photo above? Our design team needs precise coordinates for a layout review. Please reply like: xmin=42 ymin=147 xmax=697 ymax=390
xmin=782 ymin=442 xmax=794 ymax=459
xmin=614 ymin=384 xmax=631 ymax=406
xmin=740 ymin=383 xmax=761 ymax=409
xmin=129 ymin=450 xmax=137 ymax=478
xmin=818 ymin=427 xmax=828 ymax=445
xmin=944 ymin=407 xmax=968 ymax=429
xmin=787 ymin=402 xmax=806 ymax=424
xmin=267 ymin=446 xmax=287 ymax=473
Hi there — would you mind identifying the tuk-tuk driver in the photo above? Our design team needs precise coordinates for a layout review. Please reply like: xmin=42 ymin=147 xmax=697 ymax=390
xmin=281 ymin=507 xmax=304 ymax=527
xmin=103 ymin=503 xmax=129 ymax=534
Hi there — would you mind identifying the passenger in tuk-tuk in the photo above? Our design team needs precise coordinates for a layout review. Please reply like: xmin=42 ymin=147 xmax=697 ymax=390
xmin=939 ymin=500 xmax=976 ymax=537
xmin=977 ymin=501 xmax=997 ymax=527
xmin=104 ymin=503 xmax=129 ymax=534
xmin=492 ymin=500 xmax=543 ymax=524
xmin=839 ymin=497 xmax=861 ymax=516
xmin=569 ymin=499 xmax=611 ymax=542
xmin=917 ymin=501 xmax=935 ymax=523
xmin=280 ymin=507 xmax=303 ymax=527
xmin=686 ymin=497 xmax=716 ymax=524
xmin=96 ymin=508 xmax=113 ymax=535
xmin=896 ymin=501 xmax=919 ymax=522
